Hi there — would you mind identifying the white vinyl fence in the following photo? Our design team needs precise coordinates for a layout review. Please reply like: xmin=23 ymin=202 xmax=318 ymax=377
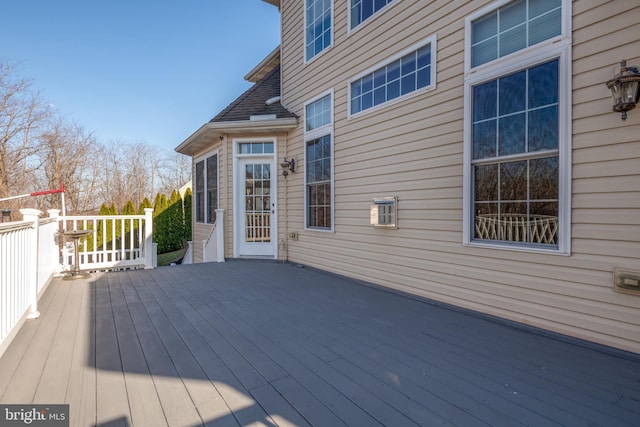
xmin=0 ymin=209 xmax=48 ymax=357
xmin=1 ymin=208 xmax=155 ymax=358
xmin=58 ymin=208 xmax=155 ymax=271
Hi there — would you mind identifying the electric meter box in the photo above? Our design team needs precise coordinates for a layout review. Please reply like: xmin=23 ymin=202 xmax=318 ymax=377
xmin=370 ymin=197 xmax=398 ymax=229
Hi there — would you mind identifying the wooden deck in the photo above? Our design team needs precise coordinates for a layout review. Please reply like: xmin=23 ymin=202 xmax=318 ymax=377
xmin=0 ymin=261 xmax=639 ymax=427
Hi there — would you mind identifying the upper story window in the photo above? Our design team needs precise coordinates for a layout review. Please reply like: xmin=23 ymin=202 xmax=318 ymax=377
xmin=350 ymin=0 xmax=395 ymax=30
xmin=304 ymin=92 xmax=333 ymax=231
xmin=463 ymin=0 xmax=570 ymax=254
xmin=471 ymin=0 xmax=562 ymax=68
xmin=349 ymin=36 xmax=436 ymax=116
xmin=305 ymin=92 xmax=332 ymax=131
xmin=305 ymin=0 xmax=332 ymax=62
xmin=195 ymin=152 xmax=219 ymax=224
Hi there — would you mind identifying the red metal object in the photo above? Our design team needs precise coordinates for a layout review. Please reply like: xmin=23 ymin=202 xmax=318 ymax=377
xmin=0 ymin=183 xmax=65 ymax=202
xmin=29 ymin=183 xmax=65 ymax=197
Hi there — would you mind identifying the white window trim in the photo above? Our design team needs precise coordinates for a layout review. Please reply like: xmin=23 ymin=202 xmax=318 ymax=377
xmin=347 ymin=34 xmax=437 ymax=119
xmin=195 ymin=149 xmax=220 ymax=225
xmin=348 ymin=0 xmax=400 ymax=35
xmin=304 ymin=89 xmax=335 ymax=232
xmin=304 ymin=0 xmax=334 ymax=65
xmin=462 ymin=0 xmax=572 ymax=255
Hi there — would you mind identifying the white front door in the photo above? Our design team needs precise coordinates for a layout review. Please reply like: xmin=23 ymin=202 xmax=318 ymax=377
xmin=236 ymin=157 xmax=276 ymax=257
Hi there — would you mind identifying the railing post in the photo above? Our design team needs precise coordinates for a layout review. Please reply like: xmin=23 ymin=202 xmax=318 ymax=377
xmin=19 ymin=209 xmax=42 ymax=320
xmin=215 ymin=209 xmax=225 ymax=262
xmin=143 ymin=208 xmax=154 ymax=269
xmin=184 ymin=241 xmax=193 ymax=264
xmin=152 ymin=242 xmax=158 ymax=268
xmin=47 ymin=210 xmax=62 ymax=274
xmin=202 ymin=239 xmax=208 ymax=263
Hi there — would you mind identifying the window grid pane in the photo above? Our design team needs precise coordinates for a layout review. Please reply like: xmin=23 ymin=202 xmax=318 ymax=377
xmin=471 ymin=0 xmax=562 ymax=68
xmin=351 ymin=44 xmax=432 ymax=115
xmin=350 ymin=0 xmax=394 ymax=29
xmin=238 ymin=142 xmax=274 ymax=154
xmin=471 ymin=59 xmax=559 ymax=246
xmin=472 ymin=59 xmax=559 ymax=160
xmin=306 ymin=0 xmax=332 ymax=61
xmin=306 ymin=94 xmax=332 ymax=131
xmin=206 ymin=155 xmax=218 ymax=224
xmin=306 ymin=135 xmax=332 ymax=229
xmin=195 ymin=161 xmax=204 ymax=222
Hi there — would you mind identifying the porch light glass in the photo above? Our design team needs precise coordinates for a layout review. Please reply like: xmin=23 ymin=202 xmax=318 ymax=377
xmin=605 ymin=59 xmax=640 ymax=120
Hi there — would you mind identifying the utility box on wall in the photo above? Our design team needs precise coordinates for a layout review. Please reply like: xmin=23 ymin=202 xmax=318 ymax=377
xmin=370 ymin=197 xmax=398 ymax=229
xmin=614 ymin=268 xmax=640 ymax=296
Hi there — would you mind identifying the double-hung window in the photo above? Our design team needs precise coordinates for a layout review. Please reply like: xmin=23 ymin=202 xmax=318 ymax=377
xmin=349 ymin=36 xmax=436 ymax=116
xmin=463 ymin=0 xmax=571 ymax=253
xmin=195 ymin=152 xmax=219 ymax=224
xmin=305 ymin=0 xmax=332 ymax=62
xmin=350 ymin=0 xmax=395 ymax=30
xmin=304 ymin=91 xmax=333 ymax=230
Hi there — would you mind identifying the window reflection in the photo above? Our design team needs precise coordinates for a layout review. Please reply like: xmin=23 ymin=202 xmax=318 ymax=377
xmin=472 ymin=58 xmax=559 ymax=246
xmin=473 ymin=157 xmax=558 ymax=245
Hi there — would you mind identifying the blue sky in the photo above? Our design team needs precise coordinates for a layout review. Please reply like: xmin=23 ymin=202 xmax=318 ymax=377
xmin=1 ymin=0 xmax=280 ymax=151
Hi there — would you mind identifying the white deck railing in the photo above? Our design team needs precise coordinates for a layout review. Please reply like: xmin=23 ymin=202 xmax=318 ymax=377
xmin=58 ymin=208 xmax=155 ymax=271
xmin=202 ymin=208 xmax=225 ymax=263
xmin=0 ymin=209 xmax=46 ymax=357
xmin=0 ymin=208 xmax=156 ymax=357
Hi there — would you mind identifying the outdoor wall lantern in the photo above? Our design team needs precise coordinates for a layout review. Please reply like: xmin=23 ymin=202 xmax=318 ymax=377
xmin=605 ymin=59 xmax=640 ymax=120
xmin=280 ymin=158 xmax=295 ymax=178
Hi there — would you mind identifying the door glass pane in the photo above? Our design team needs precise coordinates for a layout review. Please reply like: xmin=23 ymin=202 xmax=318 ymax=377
xmin=245 ymin=163 xmax=271 ymax=243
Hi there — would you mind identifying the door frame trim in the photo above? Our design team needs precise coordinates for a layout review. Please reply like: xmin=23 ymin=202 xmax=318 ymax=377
xmin=232 ymin=137 xmax=278 ymax=259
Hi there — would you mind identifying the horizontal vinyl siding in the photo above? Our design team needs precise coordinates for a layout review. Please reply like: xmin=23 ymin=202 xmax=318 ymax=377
xmin=280 ymin=0 xmax=640 ymax=353
xmin=571 ymin=0 xmax=640 ymax=272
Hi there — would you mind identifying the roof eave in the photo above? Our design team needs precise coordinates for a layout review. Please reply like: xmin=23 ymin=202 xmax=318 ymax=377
xmin=244 ymin=46 xmax=280 ymax=83
xmin=175 ymin=118 xmax=298 ymax=156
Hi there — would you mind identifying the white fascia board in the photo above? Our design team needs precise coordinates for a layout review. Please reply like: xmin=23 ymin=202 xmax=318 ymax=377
xmin=175 ymin=118 xmax=297 ymax=156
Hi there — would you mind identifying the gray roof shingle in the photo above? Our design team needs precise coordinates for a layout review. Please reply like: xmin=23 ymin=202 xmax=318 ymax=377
xmin=210 ymin=65 xmax=296 ymax=123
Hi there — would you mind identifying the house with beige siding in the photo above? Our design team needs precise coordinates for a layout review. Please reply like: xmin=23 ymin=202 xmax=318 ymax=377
xmin=177 ymin=0 xmax=640 ymax=355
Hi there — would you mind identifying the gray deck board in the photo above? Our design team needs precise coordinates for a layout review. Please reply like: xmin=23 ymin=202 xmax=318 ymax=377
xmin=0 ymin=261 xmax=639 ymax=426
xmin=3 ymin=278 xmax=71 ymax=403
xmin=221 ymin=271 xmax=518 ymax=426
xmin=108 ymin=272 xmax=167 ymax=427
xmin=34 ymin=281 xmax=82 ymax=402
xmin=65 ymin=275 xmax=96 ymax=427
xmin=94 ymin=273 xmax=132 ymax=425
